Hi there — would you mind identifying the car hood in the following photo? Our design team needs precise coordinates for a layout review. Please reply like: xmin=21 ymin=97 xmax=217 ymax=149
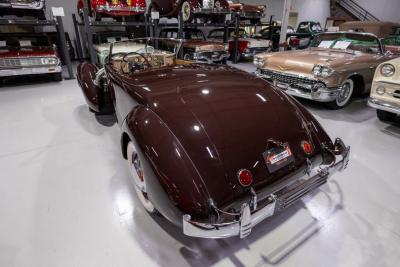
xmin=184 ymin=40 xmax=225 ymax=51
xmin=261 ymin=48 xmax=371 ymax=77
xmin=127 ymin=64 xmax=330 ymax=207
xmin=0 ymin=47 xmax=56 ymax=58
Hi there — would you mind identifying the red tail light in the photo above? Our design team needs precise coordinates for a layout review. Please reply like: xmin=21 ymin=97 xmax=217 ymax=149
xmin=302 ymin=141 xmax=313 ymax=155
xmin=237 ymin=169 xmax=253 ymax=187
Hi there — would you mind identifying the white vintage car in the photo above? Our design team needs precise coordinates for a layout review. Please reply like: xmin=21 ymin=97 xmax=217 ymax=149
xmin=368 ymin=57 xmax=400 ymax=121
xmin=93 ymin=33 xmax=155 ymax=66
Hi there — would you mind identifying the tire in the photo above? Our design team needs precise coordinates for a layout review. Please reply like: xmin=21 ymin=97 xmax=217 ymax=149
xmin=36 ymin=9 xmax=46 ymax=20
xmin=181 ymin=1 xmax=193 ymax=22
xmin=377 ymin=109 xmax=397 ymax=122
xmin=326 ymin=79 xmax=354 ymax=109
xmin=184 ymin=53 xmax=192 ymax=61
xmin=250 ymin=18 xmax=261 ymax=24
xmin=52 ymin=73 xmax=63 ymax=82
xmin=230 ymin=50 xmax=241 ymax=62
xmin=127 ymin=141 xmax=157 ymax=214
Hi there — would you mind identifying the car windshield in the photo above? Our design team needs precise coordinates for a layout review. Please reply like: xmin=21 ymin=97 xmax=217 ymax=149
xmin=298 ymin=22 xmax=322 ymax=33
xmin=311 ymin=33 xmax=381 ymax=54
xmin=93 ymin=32 xmax=134 ymax=44
xmin=0 ymin=35 xmax=50 ymax=48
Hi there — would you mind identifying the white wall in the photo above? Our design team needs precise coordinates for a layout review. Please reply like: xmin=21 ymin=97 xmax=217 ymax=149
xmin=353 ymin=0 xmax=400 ymax=23
xmin=244 ymin=0 xmax=330 ymax=28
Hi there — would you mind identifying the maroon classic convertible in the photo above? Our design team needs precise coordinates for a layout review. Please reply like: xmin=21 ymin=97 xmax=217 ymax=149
xmin=77 ymin=38 xmax=350 ymax=239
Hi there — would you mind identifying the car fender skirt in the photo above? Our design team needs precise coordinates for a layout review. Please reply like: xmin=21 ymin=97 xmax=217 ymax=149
xmin=124 ymin=106 xmax=212 ymax=222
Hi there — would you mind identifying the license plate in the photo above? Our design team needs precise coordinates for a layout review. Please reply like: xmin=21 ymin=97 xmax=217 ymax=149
xmin=263 ymin=145 xmax=295 ymax=173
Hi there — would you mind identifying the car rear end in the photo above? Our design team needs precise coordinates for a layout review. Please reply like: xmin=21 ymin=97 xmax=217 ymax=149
xmin=94 ymin=0 xmax=146 ymax=17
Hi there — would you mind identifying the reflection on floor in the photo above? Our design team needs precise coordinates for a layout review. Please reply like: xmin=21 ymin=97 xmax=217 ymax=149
xmin=0 ymin=62 xmax=400 ymax=267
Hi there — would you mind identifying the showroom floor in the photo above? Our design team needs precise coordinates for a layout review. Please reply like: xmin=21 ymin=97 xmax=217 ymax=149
xmin=1 ymin=63 xmax=400 ymax=267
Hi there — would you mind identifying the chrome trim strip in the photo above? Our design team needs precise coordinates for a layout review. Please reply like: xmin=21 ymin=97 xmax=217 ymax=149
xmin=368 ymin=98 xmax=400 ymax=115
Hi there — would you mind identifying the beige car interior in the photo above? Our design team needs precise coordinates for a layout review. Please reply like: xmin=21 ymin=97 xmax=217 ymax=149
xmin=111 ymin=51 xmax=194 ymax=74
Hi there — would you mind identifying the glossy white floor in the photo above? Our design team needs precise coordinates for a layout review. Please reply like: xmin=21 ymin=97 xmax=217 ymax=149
xmin=1 ymin=64 xmax=400 ymax=267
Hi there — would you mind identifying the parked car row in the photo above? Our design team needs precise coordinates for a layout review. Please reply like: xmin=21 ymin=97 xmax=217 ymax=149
xmin=253 ymin=31 xmax=400 ymax=122
xmin=76 ymin=0 xmax=267 ymax=23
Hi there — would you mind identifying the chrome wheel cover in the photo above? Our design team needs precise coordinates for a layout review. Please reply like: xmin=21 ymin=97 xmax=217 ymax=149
xmin=127 ymin=142 xmax=155 ymax=213
xmin=336 ymin=79 xmax=354 ymax=107
xmin=181 ymin=1 xmax=191 ymax=22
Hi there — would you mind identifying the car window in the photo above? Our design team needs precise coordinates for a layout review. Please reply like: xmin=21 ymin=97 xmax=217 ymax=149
xmin=209 ymin=31 xmax=224 ymax=39
xmin=0 ymin=35 xmax=50 ymax=47
xmin=312 ymin=33 xmax=381 ymax=54
xmin=184 ymin=29 xmax=205 ymax=40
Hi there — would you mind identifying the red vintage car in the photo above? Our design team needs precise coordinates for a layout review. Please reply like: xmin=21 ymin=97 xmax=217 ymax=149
xmin=77 ymin=38 xmax=350 ymax=239
xmin=228 ymin=0 xmax=266 ymax=24
xmin=0 ymin=33 xmax=62 ymax=82
xmin=77 ymin=0 xmax=146 ymax=21
xmin=148 ymin=0 xmax=230 ymax=22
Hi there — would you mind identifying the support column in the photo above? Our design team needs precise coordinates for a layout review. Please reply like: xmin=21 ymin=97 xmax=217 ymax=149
xmin=279 ymin=0 xmax=293 ymax=51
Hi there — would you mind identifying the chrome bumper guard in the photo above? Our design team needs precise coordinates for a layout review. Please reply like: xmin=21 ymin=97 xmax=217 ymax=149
xmin=183 ymin=138 xmax=350 ymax=239
xmin=193 ymin=51 xmax=229 ymax=63
xmin=255 ymin=69 xmax=339 ymax=102
xmin=0 ymin=65 xmax=62 ymax=77
xmin=0 ymin=0 xmax=44 ymax=10
xmin=368 ymin=97 xmax=400 ymax=115
xmin=193 ymin=7 xmax=230 ymax=15
xmin=96 ymin=5 xmax=145 ymax=13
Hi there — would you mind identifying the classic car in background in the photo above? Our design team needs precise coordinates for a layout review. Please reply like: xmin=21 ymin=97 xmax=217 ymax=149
xmin=228 ymin=0 xmax=266 ymax=24
xmin=77 ymin=0 xmax=147 ymax=21
xmin=44 ymin=32 xmax=76 ymax=64
xmin=0 ymin=0 xmax=46 ymax=20
xmin=0 ymin=33 xmax=62 ymax=82
xmin=92 ymin=31 xmax=135 ymax=65
xmin=160 ymin=28 xmax=229 ymax=64
xmin=77 ymin=38 xmax=350 ymax=239
xmin=254 ymin=32 xmax=394 ymax=109
xmin=148 ymin=0 xmax=230 ymax=22
xmin=255 ymin=25 xmax=295 ymax=51
xmin=368 ymin=57 xmax=400 ymax=121
xmin=207 ymin=28 xmax=270 ymax=61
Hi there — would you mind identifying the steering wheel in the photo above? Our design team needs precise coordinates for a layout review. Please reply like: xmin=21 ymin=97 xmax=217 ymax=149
xmin=122 ymin=52 xmax=151 ymax=73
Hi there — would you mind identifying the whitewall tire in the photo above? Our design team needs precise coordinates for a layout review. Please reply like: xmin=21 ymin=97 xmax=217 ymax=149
xmin=127 ymin=141 xmax=156 ymax=214
xmin=327 ymin=79 xmax=354 ymax=109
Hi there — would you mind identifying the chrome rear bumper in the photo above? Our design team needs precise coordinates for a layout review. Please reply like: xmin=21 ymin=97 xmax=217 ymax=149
xmin=96 ymin=5 xmax=145 ymax=13
xmin=0 ymin=0 xmax=44 ymax=10
xmin=183 ymin=138 xmax=350 ymax=239
xmin=368 ymin=97 xmax=400 ymax=115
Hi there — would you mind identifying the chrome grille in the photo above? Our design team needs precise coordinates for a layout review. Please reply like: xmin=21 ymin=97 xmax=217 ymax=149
xmin=0 ymin=57 xmax=55 ymax=68
xmin=261 ymin=70 xmax=326 ymax=91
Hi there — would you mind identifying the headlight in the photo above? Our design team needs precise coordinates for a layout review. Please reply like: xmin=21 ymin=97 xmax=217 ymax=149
xmin=253 ymin=57 xmax=265 ymax=68
xmin=376 ymin=86 xmax=386 ymax=95
xmin=380 ymin=64 xmax=395 ymax=77
xmin=41 ymin=57 xmax=59 ymax=65
xmin=313 ymin=64 xmax=334 ymax=78
xmin=195 ymin=46 xmax=201 ymax=52
xmin=224 ymin=44 xmax=229 ymax=51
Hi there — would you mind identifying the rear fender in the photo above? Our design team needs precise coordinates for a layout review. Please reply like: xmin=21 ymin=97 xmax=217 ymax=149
xmin=122 ymin=105 xmax=211 ymax=225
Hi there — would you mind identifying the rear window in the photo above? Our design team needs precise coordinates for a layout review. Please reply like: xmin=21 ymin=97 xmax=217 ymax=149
xmin=0 ymin=35 xmax=50 ymax=47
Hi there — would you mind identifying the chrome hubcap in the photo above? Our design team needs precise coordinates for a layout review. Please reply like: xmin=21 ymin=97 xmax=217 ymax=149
xmin=336 ymin=81 xmax=353 ymax=106
xmin=182 ymin=2 xmax=191 ymax=21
